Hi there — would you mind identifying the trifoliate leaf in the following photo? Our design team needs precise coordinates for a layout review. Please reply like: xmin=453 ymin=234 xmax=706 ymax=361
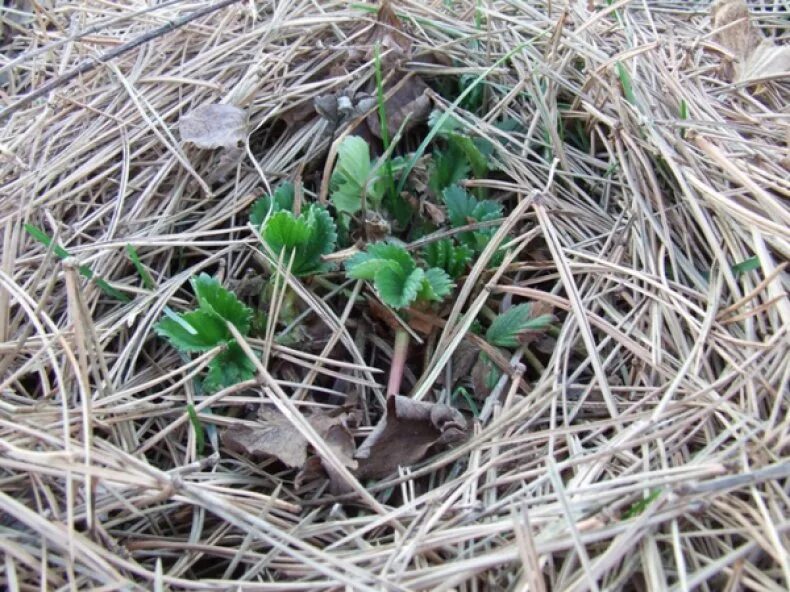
xmin=250 ymin=182 xmax=295 ymax=227
xmin=345 ymin=242 xmax=415 ymax=281
xmin=422 ymin=239 xmax=472 ymax=279
xmin=192 ymin=273 xmax=252 ymax=334
xmin=204 ymin=342 xmax=256 ymax=392
xmin=485 ymin=303 xmax=553 ymax=349
xmin=429 ymin=141 xmax=470 ymax=196
xmin=374 ymin=266 xmax=424 ymax=308
xmin=330 ymin=136 xmax=385 ymax=215
xmin=418 ymin=267 xmax=454 ymax=302
xmin=155 ymin=309 xmax=230 ymax=352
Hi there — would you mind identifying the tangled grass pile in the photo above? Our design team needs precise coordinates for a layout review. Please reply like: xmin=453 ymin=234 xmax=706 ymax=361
xmin=1 ymin=0 xmax=788 ymax=589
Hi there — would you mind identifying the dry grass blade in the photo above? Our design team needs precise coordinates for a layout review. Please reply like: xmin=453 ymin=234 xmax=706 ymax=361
xmin=1 ymin=0 xmax=788 ymax=589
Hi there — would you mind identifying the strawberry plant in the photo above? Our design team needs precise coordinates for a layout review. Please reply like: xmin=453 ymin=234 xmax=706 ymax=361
xmin=421 ymin=238 xmax=473 ymax=279
xmin=155 ymin=273 xmax=255 ymax=392
xmin=442 ymin=184 xmax=503 ymax=257
xmin=251 ymin=181 xmax=338 ymax=277
xmin=346 ymin=242 xmax=454 ymax=396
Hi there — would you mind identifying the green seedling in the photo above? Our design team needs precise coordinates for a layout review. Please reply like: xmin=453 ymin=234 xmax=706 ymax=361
xmin=155 ymin=273 xmax=255 ymax=392
xmin=486 ymin=303 xmax=554 ymax=349
xmin=250 ymin=181 xmax=295 ymax=226
xmin=346 ymin=242 xmax=454 ymax=396
xmin=422 ymin=238 xmax=472 ymax=279
xmin=186 ymin=403 xmax=206 ymax=456
xmin=622 ymin=489 xmax=662 ymax=520
xmin=442 ymin=184 xmax=503 ymax=259
xmin=25 ymin=223 xmax=130 ymax=302
xmin=259 ymin=204 xmax=337 ymax=276
xmin=125 ymin=243 xmax=156 ymax=290
xmin=616 ymin=62 xmax=637 ymax=106
xmin=330 ymin=136 xmax=389 ymax=216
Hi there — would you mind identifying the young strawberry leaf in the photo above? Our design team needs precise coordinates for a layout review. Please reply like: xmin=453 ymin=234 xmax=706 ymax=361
xmin=155 ymin=309 xmax=230 ymax=352
xmin=375 ymin=265 xmax=425 ymax=308
xmin=261 ymin=205 xmax=337 ymax=276
xmin=418 ymin=267 xmax=454 ymax=302
xmin=250 ymin=182 xmax=295 ymax=227
xmin=346 ymin=242 xmax=454 ymax=309
xmin=330 ymin=136 xmax=386 ymax=215
xmin=422 ymin=239 xmax=472 ymax=279
xmin=428 ymin=140 xmax=470 ymax=196
xmin=443 ymin=185 xmax=502 ymax=227
xmin=443 ymin=185 xmax=503 ymax=256
xmin=448 ymin=133 xmax=488 ymax=179
xmin=486 ymin=303 xmax=554 ymax=349
xmin=192 ymin=273 xmax=252 ymax=334
xmin=204 ymin=342 xmax=256 ymax=393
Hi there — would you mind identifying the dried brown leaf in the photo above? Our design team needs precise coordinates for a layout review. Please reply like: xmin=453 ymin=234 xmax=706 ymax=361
xmin=367 ymin=77 xmax=432 ymax=140
xmin=711 ymin=0 xmax=762 ymax=61
xmin=179 ymin=104 xmax=247 ymax=150
xmin=737 ymin=40 xmax=790 ymax=83
xmin=365 ymin=0 xmax=411 ymax=61
xmin=355 ymin=395 xmax=467 ymax=480
xmin=222 ymin=407 xmax=354 ymax=470
xmin=222 ymin=409 xmax=308 ymax=468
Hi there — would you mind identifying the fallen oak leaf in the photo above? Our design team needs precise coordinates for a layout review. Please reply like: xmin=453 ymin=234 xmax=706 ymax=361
xmin=354 ymin=395 xmax=467 ymax=480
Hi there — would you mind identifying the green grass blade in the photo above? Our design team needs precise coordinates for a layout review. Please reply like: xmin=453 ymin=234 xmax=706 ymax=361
xmin=616 ymin=62 xmax=637 ymax=105
xmin=186 ymin=403 xmax=206 ymax=456
xmin=731 ymin=256 xmax=760 ymax=277
xmin=125 ymin=244 xmax=156 ymax=290
xmin=374 ymin=43 xmax=397 ymax=204
xmin=25 ymin=223 xmax=130 ymax=302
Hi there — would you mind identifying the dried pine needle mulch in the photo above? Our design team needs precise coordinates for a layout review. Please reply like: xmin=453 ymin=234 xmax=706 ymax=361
xmin=1 ymin=0 xmax=789 ymax=590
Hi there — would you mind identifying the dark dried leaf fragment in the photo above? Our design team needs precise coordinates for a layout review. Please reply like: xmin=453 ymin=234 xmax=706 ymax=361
xmin=355 ymin=395 xmax=467 ymax=480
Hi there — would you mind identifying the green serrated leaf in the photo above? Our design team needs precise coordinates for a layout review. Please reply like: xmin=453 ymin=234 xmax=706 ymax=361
xmin=375 ymin=266 xmax=424 ymax=308
xmin=203 ymin=342 xmax=256 ymax=392
xmin=443 ymin=184 xmax=478 ymax=227
xmin=449 ymin=133 xmax=489 ymax=179
xmin=192 ymin=273 xmax=252 ymax=334
xmin=429 ymin=141 xmax=470 ymax=196
xmin=418 ymin=267 xmax=454 ymax=302
xmin=292 ymin=205 xmax=337 ymax=275
xmin=330 ymin=136 xmax=385 ymax=215
xmin=346 ymin=242 xmax=415 ymax=281
xmin=422 ymin=239 xmax=472 ymax=279
xmin=250 ymin=182 xmax=295 ymax=227
xmin=486 ymin=303 xmax=553 ymax=349
xmin=428 ymin=109 xmax=462 ymax=136
xmin=155 ymin=309 xmax=229 ymax=352
xmin=263 ymin=210 xmax=311 ymax=253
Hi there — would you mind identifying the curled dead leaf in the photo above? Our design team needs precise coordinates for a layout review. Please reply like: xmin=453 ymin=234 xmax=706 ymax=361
xmin=179 ymin=104 xmax=247 ymax=150
xmin=355 ymin=395 xmax=467 ymax=480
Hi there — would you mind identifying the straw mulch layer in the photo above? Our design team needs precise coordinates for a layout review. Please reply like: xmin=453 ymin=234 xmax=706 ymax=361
xmin=1 ymin=1 xmax=788 ymax=589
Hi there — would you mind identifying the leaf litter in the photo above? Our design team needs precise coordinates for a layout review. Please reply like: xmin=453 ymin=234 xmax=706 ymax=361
xmin=3 ymin=0 xmax=789 ymax=590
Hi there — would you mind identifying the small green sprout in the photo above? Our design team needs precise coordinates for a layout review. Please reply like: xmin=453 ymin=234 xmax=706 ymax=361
xmin=422 ymin=238 xmax=472 ymax=279
xmin=155 ymin=273 xmax=255 ymax=392
xmin=259 ymin=204 xmax=337 ymax=276
xmin=345 ymin=242 xmax=453 ymax=309
xmin=486 ymin=303 xmax=554 ymax=349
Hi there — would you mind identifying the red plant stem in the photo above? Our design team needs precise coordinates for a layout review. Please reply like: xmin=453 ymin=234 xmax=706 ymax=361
xmin=387 ymin=328 xmax=410 ymax=397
